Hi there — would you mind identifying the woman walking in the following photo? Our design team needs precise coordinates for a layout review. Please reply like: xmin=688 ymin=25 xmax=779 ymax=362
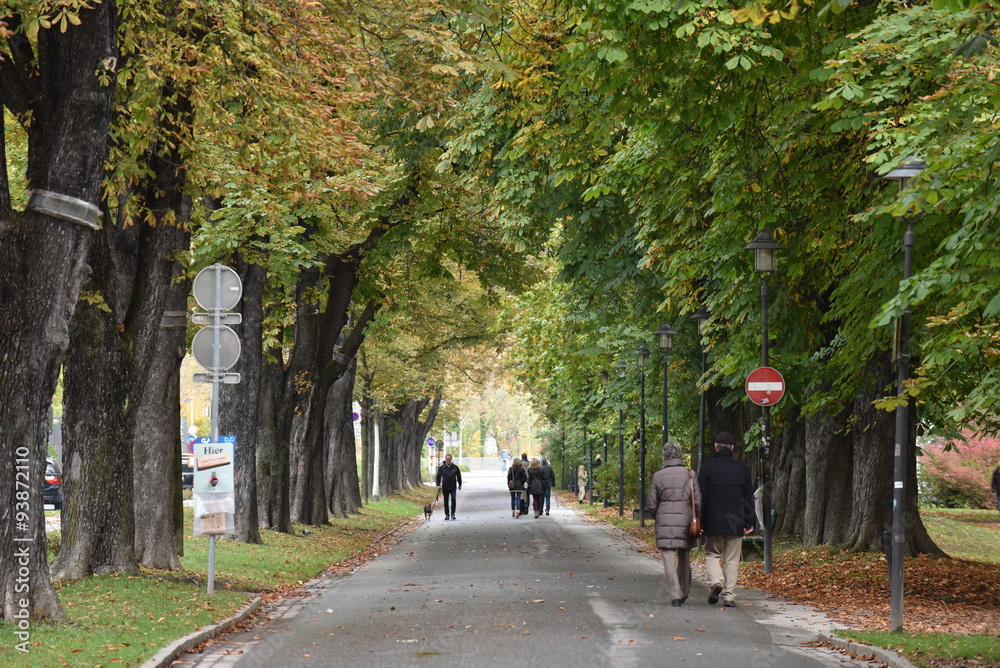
xmin=527 ymin=458 xmax=547 ymax=518
xmin=646 ymin=442 xmax=702 ymax=607
xmin=507 ymin=458 xmax=528 ymax=518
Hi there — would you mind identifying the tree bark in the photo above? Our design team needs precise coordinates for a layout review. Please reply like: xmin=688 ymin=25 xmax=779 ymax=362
xmin=220 ymin=259 xmax=265 ymax=543
xmin=803 ymin=402 xmax=854 ymax=547
xmin=0 ymin=2 xmax=117 ymax=620
xmin=256 ymin=351 xmax=292 ymax=533
xmin=771 ymin=407 xmax=806 ymax=537
xmin=324 ymin=357 xmax=363 ymax=518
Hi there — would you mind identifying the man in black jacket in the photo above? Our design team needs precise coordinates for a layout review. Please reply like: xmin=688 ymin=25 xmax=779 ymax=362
xmin=698 ymin=432 xmax=755 ymax=607
xmin=541 ymin=458 xmax=556 ymax=516
xmin=992 ymin=466 xmax=1000 ymax=519
xmin=436 ymin=453 xmax=463 ymax=520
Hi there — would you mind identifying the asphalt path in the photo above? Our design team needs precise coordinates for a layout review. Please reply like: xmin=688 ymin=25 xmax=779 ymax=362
xmin=176 ymin=471 xmax=874 ymax=667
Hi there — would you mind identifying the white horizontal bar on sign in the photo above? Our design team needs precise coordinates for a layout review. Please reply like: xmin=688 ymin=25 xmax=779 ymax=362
xmin=747 ymin=382 xmax=784 ymax=391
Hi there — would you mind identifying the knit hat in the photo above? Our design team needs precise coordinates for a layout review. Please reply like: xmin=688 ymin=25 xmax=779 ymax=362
xmin=715 ymin=431 xmax=735 ymax=446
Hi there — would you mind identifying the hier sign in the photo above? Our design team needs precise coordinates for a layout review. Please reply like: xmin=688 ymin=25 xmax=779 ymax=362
xmin=746 ymin=366 xmax=785 ymax=406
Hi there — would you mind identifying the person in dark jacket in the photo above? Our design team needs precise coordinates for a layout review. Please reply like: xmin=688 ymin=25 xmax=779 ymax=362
xmin=507 ymin=458 xmax=528 ymax=518
xmin=527 ymin=458 xmax=548 ymax=518
xmin=646 ymin=442 xmax=701 ymax=606
xmin=697 ymin=431 xmax=754 ymax=607
xmin=992 ymin=466 xmax=1000 ymax=519
xmin=541 ymin=458 xmax=556 ymax=515
xmin=435 ymin=453 xmax=462 ymax=520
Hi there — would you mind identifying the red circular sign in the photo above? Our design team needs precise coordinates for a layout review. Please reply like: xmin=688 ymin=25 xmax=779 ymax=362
xmin=746 ymin=366 xmax=785 ymax=406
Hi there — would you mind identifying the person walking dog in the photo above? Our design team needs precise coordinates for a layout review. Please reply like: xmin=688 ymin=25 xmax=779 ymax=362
xmin=698 ymin=432 xmax=755 ymax=607
xmin=646 ymin=442 xmax=702 ymax=607
xmin=436 ymin=453 xmax=462 ymax=520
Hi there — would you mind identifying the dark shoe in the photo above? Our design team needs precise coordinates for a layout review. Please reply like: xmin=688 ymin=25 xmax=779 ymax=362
xmin=680 ymin=596 xmax=688 ymax=605
xmin=671 ymin=599 xmax=683 ymax=607
xmin=723 ymin=600 xmax=735 ymax=608
xmin=545 ymin=511 xmax=550 ymax=515
xmin=444 ymin=514 xmax=450 ymax=520
xmin=708 ymin=584 xmax=722 ymax=605
xmin=451 ymin=516 xmax=456 ymax=520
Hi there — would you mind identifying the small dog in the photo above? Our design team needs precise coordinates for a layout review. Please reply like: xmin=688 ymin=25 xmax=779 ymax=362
xmin=423 ymin=504 xmax=433 ymax=520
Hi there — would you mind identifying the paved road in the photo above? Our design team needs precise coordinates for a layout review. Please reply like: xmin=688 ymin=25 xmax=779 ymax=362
xmin=174 ymin=471 xmax=874 ymax=667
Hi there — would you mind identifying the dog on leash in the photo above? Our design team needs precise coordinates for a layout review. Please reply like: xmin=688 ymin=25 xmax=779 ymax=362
xmin=423 ymin=504 xmax=433 ymax=520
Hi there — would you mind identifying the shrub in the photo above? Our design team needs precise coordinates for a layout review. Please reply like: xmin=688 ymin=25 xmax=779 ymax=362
xmin=918 ymin=432 xmax=1000 ymax=509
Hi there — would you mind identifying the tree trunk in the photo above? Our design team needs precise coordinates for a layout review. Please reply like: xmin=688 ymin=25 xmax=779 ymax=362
xmin=53 ymin=278 xmax=138 ymax=580
xmin=0 ymin=5 xmax=118 ymax=620
xmin=324 ymin=357 xmax=363 ymax=518
xmin=256 ymin=352 xmax=292 ymax=533
xmin=220 ymin=259 xmax=265 ymax=543
xmin=771 ymin=407 xmax=806 ymax=537
xmin=803 ymin=402 xmax=854 ymax=548
xmin=131 ymin=217 xmax=190 ymax=569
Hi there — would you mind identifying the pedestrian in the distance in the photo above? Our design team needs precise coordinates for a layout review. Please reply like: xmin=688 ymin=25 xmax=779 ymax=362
xmin=577 ymin=463 xmax=588 ymax=503
xmin=527 ymin=457 xmax=547 ymax=518
xmin=541 ymin=458 xmax=556 ymax=516
xmin=698 ymin=432 xmax=755 ymax=607
xmin=646 ymin=442 xmax=702 ymax=607
xmin=520 ymin=453 xmax=530 ymax=515
xmin=992 ymin=465 xmax=1000 ymax=519
xmin=507 ymin=458 xmax=528 ymax=518
xmin=435 ymin=453 xmax=462 ymax=521
xmin=501 ymin=447 xmax=512 ymax=472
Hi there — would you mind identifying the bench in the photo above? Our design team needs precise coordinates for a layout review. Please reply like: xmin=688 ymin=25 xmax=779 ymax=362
xmin=741 ymin=510 xmax=777 ymax=561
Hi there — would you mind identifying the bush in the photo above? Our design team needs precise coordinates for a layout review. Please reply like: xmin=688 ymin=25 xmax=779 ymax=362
xmin=918 ymin=432 xmax=1000 ymax=509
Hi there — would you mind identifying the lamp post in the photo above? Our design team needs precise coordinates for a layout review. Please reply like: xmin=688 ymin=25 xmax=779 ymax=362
xmin=615 ymin=360 xmax=627 ymax=517
xmin=745 ymin=228 xmax=782 ymax=574
xmin=654 ymin=323 xmax=677 ymax=448
xmin=601 ymin=371 xmax=610 ymax=506
xmin=584 ymin=423 xmax=590 ymax=504
xmin=635 ymin=344 xmax=650 ymax=526
xmin=691 ymin=307 xmax=711 ymax=470
xmin=883 ymin=156 xmax=926 ymax=633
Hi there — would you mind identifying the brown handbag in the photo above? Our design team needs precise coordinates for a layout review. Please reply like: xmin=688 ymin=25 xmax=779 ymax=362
xmin=688 ymin=470 xmax=702 ymax=538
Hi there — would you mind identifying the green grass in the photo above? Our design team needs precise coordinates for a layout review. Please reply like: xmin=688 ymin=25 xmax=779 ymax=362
xmin=2 ymin=488 xmax=433 ymax=668
xmin=920 ymin=508 xmax=1000 ymax=563
xmin=834 ymin=629 xmax=1000 ymax=668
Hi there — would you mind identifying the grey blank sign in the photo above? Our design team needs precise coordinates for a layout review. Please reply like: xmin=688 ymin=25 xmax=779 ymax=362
xmin=191 ymin=326 xmax=241 ymax=371
xmin=192 ymin=264 xmax=243 ymax=312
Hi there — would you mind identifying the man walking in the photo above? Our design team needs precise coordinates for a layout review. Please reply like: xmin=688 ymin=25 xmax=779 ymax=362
xmin=541 ymin=458 xmax=556 ymax=516
xmin=698 ymin=432 xmax=755 ymax=607
xmin=992 ymin=465 xmax=1000 ymax=520
xmin=436 ymin=453 xmax=462 ymax=520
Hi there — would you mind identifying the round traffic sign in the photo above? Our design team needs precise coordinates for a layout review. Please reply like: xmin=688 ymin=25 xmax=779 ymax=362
xmin=427 ymin=437 xmax=435 ymax=446
xmin=746 ymin=366 xmax=785 ymax=406
xmin=193 ymin=264 xmax=243 ymax=311
xmin=191 ymin=326 xmax=242 ymax=371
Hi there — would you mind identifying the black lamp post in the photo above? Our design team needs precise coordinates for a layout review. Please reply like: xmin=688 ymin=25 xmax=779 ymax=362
xmin=883 ymin=155 xmax=926 ymax=633
xmin=691 ymin=306 xmax=711 ymax=470
xmin=600 ymin=370 xmax=610 ymax=506
xmin=635 ymin=343 xmax=650 ymax=526
xmin=654 ymin=323 xmax=677 ymax=448
xmin=745 ymin=228 xmax=782 ymax=574
xmin=615 ymin=360 xmax=627 ymax=517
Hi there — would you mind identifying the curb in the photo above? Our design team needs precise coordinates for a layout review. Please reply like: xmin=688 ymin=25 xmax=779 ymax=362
xmin=140 ymin=595 xmax=263 ymax=668
xmin=817 ymin=632 xmax=919 ymax=668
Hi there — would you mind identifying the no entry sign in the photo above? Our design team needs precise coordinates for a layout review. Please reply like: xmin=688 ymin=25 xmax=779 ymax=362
xmin=746 ymin=366 xmax=785 ymax=406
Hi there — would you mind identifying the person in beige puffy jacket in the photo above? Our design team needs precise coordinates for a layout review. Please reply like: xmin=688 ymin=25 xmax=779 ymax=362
xmin=646 ymin=442 xmax=702 ymax=607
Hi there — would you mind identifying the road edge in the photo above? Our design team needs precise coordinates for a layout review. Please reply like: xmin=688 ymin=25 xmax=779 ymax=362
xmin=140 ymin=595 xmax=264 ymax=668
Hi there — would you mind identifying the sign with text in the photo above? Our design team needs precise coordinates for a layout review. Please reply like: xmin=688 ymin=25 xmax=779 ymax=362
xmin=192 ymin=441 xmax=234 ymax=494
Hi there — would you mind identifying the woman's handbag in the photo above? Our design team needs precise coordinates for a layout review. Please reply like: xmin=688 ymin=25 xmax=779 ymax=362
xmin=507 ymin=479 xmax=515 ymax=490
xmin=688 ymin=470 xmax=703 ymax=538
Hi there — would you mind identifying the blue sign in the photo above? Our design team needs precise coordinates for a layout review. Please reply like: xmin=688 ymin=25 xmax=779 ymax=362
xmin=426 ymin=437 xmax=435 ymax=446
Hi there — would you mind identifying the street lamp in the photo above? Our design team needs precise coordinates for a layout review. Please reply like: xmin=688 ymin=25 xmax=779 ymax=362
xmin=600 ymin=370 xmax=610 ymax=507
xmin=691 ymin=307 xmax=711 ymax=470
xmin=745 ymin=228 xmax=782 ymax=574
xmin=654 ymin=323 xmax=677 ymax=449
xmin=635 ymin=343 xmax=650 ymax=526
xmin=883 ymin=155 xmax=926 ymax=633
xmin=615 ymin=360 xmax=628 ymax=517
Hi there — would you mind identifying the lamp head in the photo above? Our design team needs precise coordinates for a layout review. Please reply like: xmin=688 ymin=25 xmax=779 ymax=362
xmin=635 ymin=344 xmax=651 ymax=368
xmin=653 ymin=322 xmax=677 ymax=353
xmin=744 ymin=228 xmax=782 ymax=275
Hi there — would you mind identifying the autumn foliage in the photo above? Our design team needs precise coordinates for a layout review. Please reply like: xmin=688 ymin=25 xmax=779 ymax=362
xmin=919 ymin=432 xmax=1000 ymax=510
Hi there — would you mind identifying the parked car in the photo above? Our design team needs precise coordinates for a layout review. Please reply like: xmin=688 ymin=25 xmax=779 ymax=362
xmin=181 ymin=456 xmax=194 ymax=490
xmin=43 ymin=458 xmax=62 ymax=510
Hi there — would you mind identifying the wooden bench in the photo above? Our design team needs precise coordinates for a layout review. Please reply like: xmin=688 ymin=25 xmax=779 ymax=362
xmin=741 ymin=510 xmax=777 ymax=561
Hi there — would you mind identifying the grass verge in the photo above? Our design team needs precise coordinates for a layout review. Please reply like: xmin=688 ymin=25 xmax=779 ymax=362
xmin=1 ymin=487 xmax=435 ymax=668
xmin=563 ymin=493 xmax=1000 ymax=668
